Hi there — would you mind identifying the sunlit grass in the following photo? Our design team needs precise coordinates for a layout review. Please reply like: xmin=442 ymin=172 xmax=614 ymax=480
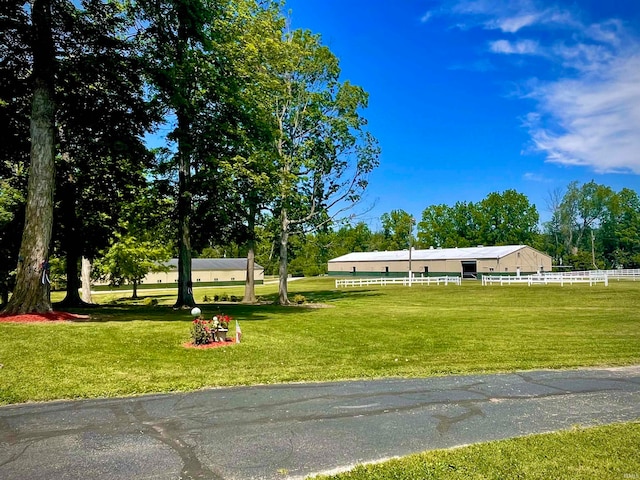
xmin=2 ymin=278 xmax=639 ymax=404
xmin=313 ymin=422 xmax=640 ymax=480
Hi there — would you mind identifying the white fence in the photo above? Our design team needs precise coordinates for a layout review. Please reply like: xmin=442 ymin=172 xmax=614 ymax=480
xmin=482 ymin=272 xmax=610 ymax=286
xmin=335 ymin=276 xmax=461 ymax=288
xmin=562 ymin=269 xmax=640 ymax=281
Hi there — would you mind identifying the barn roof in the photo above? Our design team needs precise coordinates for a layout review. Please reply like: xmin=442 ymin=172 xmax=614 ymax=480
xmin=328 ymin=245 xmax=531 ymax=263
xmin=165 ymin=258 xmax=263 ymax=271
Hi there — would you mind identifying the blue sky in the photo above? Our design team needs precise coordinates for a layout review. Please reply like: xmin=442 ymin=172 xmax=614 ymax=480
xmin=285 ymin=0 xmax=640 ymax=228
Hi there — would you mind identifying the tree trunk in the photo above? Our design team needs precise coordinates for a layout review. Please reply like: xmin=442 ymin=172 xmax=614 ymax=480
xmin=3 ymin=0 xmax=56 ymax=315
xmin=278 ymin=208 xmax=290 ymax=305
xmin=172 ymin=12 xmax=195 ymax=309
xmin=173 ymin=117 xmax=195 ymax=308
xmin=81 ymin=257 xmax=92 ymax=303
xmin=57 ymin=177 xmax=88 ymax=307
xmin=243 ymin=204 xmax=257 ymax=304
xmin=132 ymin=279 xmax=138 ymax=299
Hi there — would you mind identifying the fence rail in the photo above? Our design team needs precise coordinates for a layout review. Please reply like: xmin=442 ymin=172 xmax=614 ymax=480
xmin=482 ymin=272 xmax=610 ymax=286
xmin=335 ymin=276 xmax=461 ymax=288
xmin=560 ymin=269 xmax=640 ymax=280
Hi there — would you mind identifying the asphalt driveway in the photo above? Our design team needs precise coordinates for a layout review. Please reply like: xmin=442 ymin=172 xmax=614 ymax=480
xmin=1 ymin=366 xmax=639 ymax=479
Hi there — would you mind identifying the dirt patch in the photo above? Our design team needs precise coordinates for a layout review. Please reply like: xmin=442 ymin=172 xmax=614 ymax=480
xmin=0 ymin=311 xmax=91 ymax=323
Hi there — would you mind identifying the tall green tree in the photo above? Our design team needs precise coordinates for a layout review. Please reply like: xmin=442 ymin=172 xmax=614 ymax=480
xmin=4 ymin=0 xmax=57 ymax=314
xmin=53 ymin=0 xmax=159 ymax=307
xmin=272 ymin=29 xmax=379 ymax=304
xmin=95 ymin=233 xmax=171 ymax=299
xmin=476 ymin=189 xmax=539 ymax=246
xmin=380 ymin=209 xmax=414 ymax=250
xmin=600 ymin=188 xmax=640 ymax=268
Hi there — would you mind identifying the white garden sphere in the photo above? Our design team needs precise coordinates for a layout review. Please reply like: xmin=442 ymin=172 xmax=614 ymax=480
xmin=191 ymin=307 xmax=201 ymax=317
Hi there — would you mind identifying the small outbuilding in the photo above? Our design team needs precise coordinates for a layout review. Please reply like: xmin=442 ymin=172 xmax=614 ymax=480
xmin=143 ymin=258 xmax=264 ymax=286
xmin=328 ymin=245 xmax=552 ymax=279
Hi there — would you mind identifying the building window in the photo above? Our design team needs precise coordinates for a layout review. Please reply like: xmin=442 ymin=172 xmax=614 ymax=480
xmin=157 ymin=279 xmax=162 ymax=283
xmin=352 ymin=266 xmax=356 ymax=273
xmin=489 ymin=267 xmax=494 ymax=272
xmin=196 ymin=278 xmax=201 ymax=282
xmin=214 ymin=278 xmax=218 ymax=282
xmin=231 ymin=277 xmax=235 ymax=281
xmin=385 ymin=266 xmax=389 ymax=273
xmin=505 ymin=268 xmax=508 ymax=272
xmin=424 ymin=266 xmax=429 ymax=273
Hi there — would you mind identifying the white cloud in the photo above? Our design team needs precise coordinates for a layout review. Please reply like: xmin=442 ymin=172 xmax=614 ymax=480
xmin=487 ymin=13 xmax=540 ymax=33
xmin=433 ymin=0 xmax=640 ymax=175
xmin=420 ymin=11 xmax=433 ymax=23
xmin=528 ymin=54 xmax=640 ymax=173
xmin=446 ymin=0 xmax=576 ymax=32
xmin=490 ymin=39 xmax=540 ymax=55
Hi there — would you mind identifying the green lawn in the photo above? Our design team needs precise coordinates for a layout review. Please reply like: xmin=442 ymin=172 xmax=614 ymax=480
xmin=1 ymin=278 xmax=639 ymax=404
xmin=313 ymin=421 xmax=640 ymax=480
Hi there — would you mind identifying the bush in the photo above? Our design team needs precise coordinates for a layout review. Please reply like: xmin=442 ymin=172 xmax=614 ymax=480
xmin=213 ymin=294 xmax=219 ymax=302
xmin=202 ymin=295 xmax=211 ymax=303
xmin=143 ymin=297 xmax=158 ymax=306
xmin=190 ymin=318 xmax=213 ymax=345
xmin=230 ymin=295 xmax=239 ymax=302
xmin=220 ymin=293 xmax=229 ymax=302
xmin=293 ymin=294 xmax=306 ymax=305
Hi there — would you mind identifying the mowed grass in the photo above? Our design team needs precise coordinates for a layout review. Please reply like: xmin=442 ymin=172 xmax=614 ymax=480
xmin=1 ymin=278 xmax=639 ymax=404
xmin=313 ymin=421 xmax=640 ymax=480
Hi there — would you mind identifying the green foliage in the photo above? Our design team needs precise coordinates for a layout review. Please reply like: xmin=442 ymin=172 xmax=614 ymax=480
xmin=417 ymin=191 xmax=539 ymax=249
xmin=293 ymin=294 xmax=306 ymax=304
xmin=190 ymin=317 xmax=214 ymax=345
xmin=381 ymin=210 xmax=415 ymax=250
xmin=94 ymin=233 xmax=171 ymax=298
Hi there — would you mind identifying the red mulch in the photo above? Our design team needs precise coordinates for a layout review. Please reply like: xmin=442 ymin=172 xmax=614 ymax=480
xmin=183 ymin=338 xmax=237 ymax=349
xmin=0 ymin=311 xmax=91 ymax=323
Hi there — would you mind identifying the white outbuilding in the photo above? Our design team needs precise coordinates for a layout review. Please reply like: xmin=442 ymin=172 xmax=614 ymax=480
xmin=143 ymin=258 xmax=264 ymax=286
xmin=328 ymin=245 xmax=552 ymax=279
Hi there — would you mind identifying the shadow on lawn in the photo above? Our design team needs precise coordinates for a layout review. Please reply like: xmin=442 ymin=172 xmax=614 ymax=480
xmin=59 ymin=288 xmax=382 ymax=323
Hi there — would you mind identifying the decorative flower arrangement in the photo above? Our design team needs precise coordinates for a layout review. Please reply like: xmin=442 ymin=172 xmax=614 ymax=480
xmin=212 ymin=314 xmax=231 ymax=330
xmin=190 ymin=313 xmax=233 ymax=345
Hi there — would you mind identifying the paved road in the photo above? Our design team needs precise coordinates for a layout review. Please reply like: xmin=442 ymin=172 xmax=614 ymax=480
xmin=1 ymin=366 xmax=639 ymax=480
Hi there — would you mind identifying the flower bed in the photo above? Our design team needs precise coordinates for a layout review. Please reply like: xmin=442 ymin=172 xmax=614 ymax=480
xmin=0 ymin=311 xmax=91 ymax=323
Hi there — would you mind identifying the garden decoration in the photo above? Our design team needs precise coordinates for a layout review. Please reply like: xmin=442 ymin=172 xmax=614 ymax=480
xmin=189 ymin=312 xmax=235 ymax=346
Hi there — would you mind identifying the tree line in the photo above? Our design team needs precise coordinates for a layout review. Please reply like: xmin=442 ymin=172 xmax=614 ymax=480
xmin=0 ymin=0 xmax=379 ymax=311
xmin=249 ymin=183 xmax=639 ymax=277
xmin=169 ymin=183 xmax=638 ymax=279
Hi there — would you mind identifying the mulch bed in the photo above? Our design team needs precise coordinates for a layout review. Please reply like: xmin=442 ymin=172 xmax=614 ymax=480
xmin=183 ymin=338 xmax=237 ymax=349
xmin=0 ymin=311 xmax=91 ymax=323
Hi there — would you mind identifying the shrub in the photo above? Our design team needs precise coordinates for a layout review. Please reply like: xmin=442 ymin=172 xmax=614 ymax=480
xmin=202 ymin=295 xmax=211 ymax=303
xmin=190 ymin=318 xmax=213 ymax=345
xmin=293 ymin=294 xmax=306 ymax=305
xmin=213 ymin=294 xmax=219 ymax=302
xmin=143 ymin=297 xmax=158 ymax=306
xmin=230 ymin=295 xmax=238 ymax=302
xmin=220 ymin=293 xmax=229 ymax=302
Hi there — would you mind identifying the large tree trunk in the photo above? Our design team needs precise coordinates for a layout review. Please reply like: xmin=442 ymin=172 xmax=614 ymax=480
xmin=81 ymin=257 xmax=92 ymax=303
xmin=3 ymin=0 xmax=56 ymax=315
xmin=278 ymin=208 xmax=290 ymax=305
xmin=243 ymin=204 xmax=257 ymax=304
xmin=172 ymin=14 xmax=195 ymax=309
xmin=173 ymin=113 xmax=195 ymax=308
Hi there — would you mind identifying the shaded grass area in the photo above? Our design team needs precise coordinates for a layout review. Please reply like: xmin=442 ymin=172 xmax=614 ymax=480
xmin=313 ymin=422 xmax=640 ymax=480
xmin=1 ymin=278 xmax=639 ymax=404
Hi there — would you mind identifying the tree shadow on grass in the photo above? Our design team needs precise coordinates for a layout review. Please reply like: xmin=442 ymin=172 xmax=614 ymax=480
xmin=60 ymin=288 xmax=383 ymax=323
